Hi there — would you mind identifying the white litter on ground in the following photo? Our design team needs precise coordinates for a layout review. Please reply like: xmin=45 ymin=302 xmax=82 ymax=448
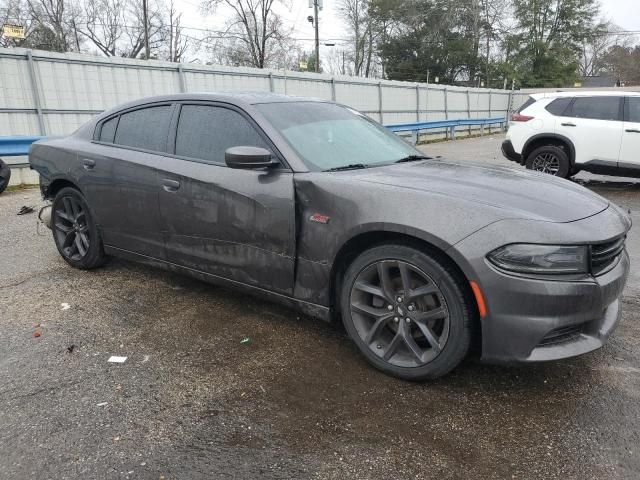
xmin=60 ymin=303 xmax=71 ymax=310
xmin=108 ymin=356 xmax=128 ymax=364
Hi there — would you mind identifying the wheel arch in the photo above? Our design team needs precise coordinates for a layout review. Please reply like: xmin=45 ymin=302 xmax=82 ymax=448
xmin=45 ymin=177 xmax=83 ymax=199
xmin=522 ymin=134 xmax=576 ymax=167
xmin=329 ymin=228 xmax=481 ymax=337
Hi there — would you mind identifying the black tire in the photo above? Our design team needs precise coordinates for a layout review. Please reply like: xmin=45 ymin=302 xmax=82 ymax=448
xmin=340 ymin=244 xmax=474 ymax=381
xmin=51 ymin=187 xmax=106 ymax=269
xmin=525 ymin=145 xmax=570 ymax=178
xmin=0 ymin=159 xmax=10 ymax=194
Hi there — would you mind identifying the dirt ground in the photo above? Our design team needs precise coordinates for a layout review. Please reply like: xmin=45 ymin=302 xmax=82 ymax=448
xmin=1 ymin=135 xmax=639 ymax=479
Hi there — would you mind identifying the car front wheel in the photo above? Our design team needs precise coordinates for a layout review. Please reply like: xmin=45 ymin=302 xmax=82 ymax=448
xmin=340 ymin=244 xmax=474 ymax=380
xmin=51 ymin=187 xmax=106 ymax=269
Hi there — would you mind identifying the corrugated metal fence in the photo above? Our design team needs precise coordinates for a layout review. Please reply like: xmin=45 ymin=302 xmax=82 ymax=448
xmin=0 ymin=47 xmax=528 ymax=168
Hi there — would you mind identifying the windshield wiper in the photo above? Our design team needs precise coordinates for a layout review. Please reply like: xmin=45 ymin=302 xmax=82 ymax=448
xmin=394 ymin=154 xmax=432 ymax=163
xmin=325 ymin=163 xmax=368 ymax=172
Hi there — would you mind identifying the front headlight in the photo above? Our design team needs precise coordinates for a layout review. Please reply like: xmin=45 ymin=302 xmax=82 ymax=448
xmin=487 ymin=244 xmax=589 ymax=275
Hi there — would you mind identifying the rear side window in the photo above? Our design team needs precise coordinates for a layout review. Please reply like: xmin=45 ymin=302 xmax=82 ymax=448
xmin=545 ymin=97 xmax=572 ymax=116
xmin=516 ymin=97 xmax=536 ymax=113
xmin=174 ymin=105 xmax=268 ymax=163
xmin=98 ymin=116 xmax=118 ymax=143
xmin=566 ymin=97 xmax=621 ymax=121
xmin=625 ymin=97 xmax=640 ymax=123
xmin=113 ymin=105 xmax=172 ymax=152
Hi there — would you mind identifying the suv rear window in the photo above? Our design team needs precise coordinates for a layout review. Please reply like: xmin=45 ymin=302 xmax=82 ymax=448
xmin=565 ymin=97 xmax=622 ymax=121
xmin=545 ymin=97 xmax=572 ymax=116
xmin=516 ymin=97 xmax=536 ymax=113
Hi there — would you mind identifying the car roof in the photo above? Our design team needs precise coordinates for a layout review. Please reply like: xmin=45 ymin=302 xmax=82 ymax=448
xmin=530 ymin=90 xmax=640 ymax=100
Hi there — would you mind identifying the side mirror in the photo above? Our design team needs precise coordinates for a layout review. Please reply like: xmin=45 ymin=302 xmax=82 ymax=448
xmin=225 ymin=146 xmax=278 ymax=169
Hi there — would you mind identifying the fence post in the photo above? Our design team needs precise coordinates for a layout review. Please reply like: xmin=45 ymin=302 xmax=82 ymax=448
xmin=177 ymin=63 xmax=186 ymax=92
xmin=466 ymin=88 xmax=471 ymax=137
xmin=269 ymin=72 xmax=275 ymax=92
xmin=488 ymin=90 xmax=492 ymax=134
xmin=443 ymin=86 xmax=448 ymax=139
xmin=378 ymin=81 xmax=384 ymax=124
xmin=331 ymin=77 xmax=336 ymax=101
xmin=415 ymin=84 xmax=420 ymax=121
xmin=26 ymin=50 xmax=46 ymax=135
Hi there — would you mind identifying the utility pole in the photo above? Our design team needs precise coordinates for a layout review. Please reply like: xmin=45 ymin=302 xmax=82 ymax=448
xmin=314 ymin=0 xmax=320 ymax=73
xmin=142 ymin=0 xmax=150 ymax=59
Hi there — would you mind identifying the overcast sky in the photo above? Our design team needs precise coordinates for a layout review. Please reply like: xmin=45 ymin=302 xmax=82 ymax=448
xmin=179 ymin=0 xmax=640 ymax=60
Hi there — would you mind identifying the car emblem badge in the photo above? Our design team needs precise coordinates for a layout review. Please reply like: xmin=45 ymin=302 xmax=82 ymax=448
xmin=309 ymin=213 xmax=330 ymax=224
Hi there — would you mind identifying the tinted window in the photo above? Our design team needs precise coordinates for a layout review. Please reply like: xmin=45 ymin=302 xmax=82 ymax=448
xmin=99 ymin=116 xmax=118 ymax=143
xmin=545 ymin=97 xmax=572 ymax=116
xmin=114 ymin=105 xmax=172 ymax=152
xmin=625 ymin=97 xmax=640 ymax=123
xmin=516 ymin=96 xmax=536 ymax=113
xmin=175 ymin=105 xmax=268 ymax=163
xmin=566 ymin=97 xmax=621 ymax=121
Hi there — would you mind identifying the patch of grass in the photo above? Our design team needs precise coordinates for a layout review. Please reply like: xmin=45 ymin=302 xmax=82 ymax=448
xmin=3 ymin=184 xmax=38 ymax=193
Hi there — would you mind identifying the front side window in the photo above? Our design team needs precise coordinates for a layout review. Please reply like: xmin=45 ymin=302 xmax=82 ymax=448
xmin=175 ymin=105 xmax=269 ymax=163
xmin=566 ymin=97 xmax=621 ymax=121
xmin=625 ymin=97 xmax=640 ymax=123
xmin=113 ymin=105 xmax=172 ymax=152
xmin=255 ymin=102 xmax=420 ymax=171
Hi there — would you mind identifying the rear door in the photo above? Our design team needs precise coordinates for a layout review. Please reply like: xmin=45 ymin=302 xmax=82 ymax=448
xmin=81 ymin=103 xmax=174 ymax=259
xmin=554 ymin=96 xmax=624 ymax=165
xmin=619 ymin=96 xmax=640 ymax=167
xmin=157 ymin=103 xmax=296 ymax=295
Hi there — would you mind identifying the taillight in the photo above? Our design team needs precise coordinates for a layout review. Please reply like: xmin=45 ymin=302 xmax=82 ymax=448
xmin=510 ymin=113 xmax=534 ymax=122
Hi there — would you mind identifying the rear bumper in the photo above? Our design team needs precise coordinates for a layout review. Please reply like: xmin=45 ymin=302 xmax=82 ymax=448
xmin=501 ymin=139 xmax=522 ymax=164
xmin=479 ymin=249 xmax=630 ymax=364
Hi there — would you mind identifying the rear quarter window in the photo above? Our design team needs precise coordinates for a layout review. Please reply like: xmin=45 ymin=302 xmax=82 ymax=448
xmin=98 ymin=116 xmax=118 ymax=143
xmin=545 ymin=97 xmax=572 ymax=116
xmin=516 ymin=97 xmax=536 ymax=113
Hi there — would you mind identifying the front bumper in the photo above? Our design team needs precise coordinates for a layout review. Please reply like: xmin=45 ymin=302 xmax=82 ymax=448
xmin=501 ymin=139 xmax=522 ymax=164
xmin=478 ymin=250 xmax=629 ymax=363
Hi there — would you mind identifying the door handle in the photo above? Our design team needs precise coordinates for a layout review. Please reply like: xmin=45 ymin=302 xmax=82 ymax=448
xmin=161 ymin=179 xmax=180 ymax=192
xmin=625 ymin=128 xmax=640 ymax=133
xmin=561 ymin=122 xmax=577 ymax=127
xmin=82 ymin=158 xmax=96 ymax=170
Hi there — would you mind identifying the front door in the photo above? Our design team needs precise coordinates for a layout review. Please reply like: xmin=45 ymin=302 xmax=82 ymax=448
xmin=619 ymin=96 xmax=640 ymax=166
xmin=157 ymin=103 xmax=296 ymax=295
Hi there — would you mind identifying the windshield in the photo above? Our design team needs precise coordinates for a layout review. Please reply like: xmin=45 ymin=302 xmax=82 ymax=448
xmin=255 ymin=102 xmax=422 ymax=171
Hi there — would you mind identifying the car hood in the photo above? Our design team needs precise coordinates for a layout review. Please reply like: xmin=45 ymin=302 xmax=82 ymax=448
xmin=351 ymin=159 xmax=609 ymax=223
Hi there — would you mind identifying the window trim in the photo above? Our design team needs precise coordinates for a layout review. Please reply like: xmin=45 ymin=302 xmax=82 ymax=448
xmin=167 ymin=100 xmax=291 ymax=171
xmin=564 ymin=96 xmax=624 ymax=122
xmin=92 ymin=101 xmax=176 ymax=156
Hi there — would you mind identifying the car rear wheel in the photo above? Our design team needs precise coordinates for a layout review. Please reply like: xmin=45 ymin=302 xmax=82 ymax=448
xmin=525 ymin=145 xmax=570 ymax=178
xmin=0 ymin=159 xmax=11 ymax=194
xmin=340 ymin=244 xmax=473 ymax=380
xmin=51 ymin=187 xmax=106 ymax=269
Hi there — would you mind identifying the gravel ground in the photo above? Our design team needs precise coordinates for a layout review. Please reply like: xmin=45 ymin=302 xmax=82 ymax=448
xmin=1 ymin=134 xmax=640 ymax=479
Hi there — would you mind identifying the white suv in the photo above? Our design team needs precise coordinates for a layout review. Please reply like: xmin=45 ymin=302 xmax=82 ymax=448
xmin=502 ymin=91 xmax=640 ymax=178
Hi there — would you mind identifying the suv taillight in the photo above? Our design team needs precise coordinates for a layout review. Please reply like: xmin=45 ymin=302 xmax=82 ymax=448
xmin=510 ymin=113 xmax=534 ymax=122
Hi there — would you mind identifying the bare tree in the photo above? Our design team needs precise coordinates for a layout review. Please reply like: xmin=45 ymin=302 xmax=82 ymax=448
xmin=165 ymin=0 xmax=188 ymax=62
xmin=337 ymin=0 xmax=380 ymax=77
xmin=579 ymin=23 xmax=630 ymax=77
xmin=201 ymin=0 xmax=295 ymax=68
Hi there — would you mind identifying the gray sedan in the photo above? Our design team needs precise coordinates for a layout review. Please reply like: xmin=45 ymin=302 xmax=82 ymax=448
xmin=29 ymin=93 xmax=631 ymax=380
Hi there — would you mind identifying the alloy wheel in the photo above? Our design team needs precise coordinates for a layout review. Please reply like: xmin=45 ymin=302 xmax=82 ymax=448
xmin=349 ymin=260 xmax=450 ymax=368
xmin=531 ymin=152 xmax=560 ymax=175
xmin=53 ymin=195 xmax=90 ymax=261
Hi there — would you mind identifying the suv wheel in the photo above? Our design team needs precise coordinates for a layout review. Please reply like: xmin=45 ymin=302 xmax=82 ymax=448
xmin=525 ymin=145 xmax=570 ymax=178
xmin=340 ymin=244 xmax=473 ymax=381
